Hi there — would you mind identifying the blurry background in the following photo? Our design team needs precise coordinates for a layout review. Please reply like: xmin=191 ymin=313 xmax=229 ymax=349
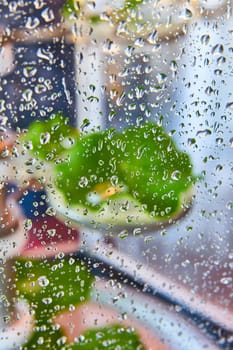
xmin=0 ymin=0 xmax=233 ymax=348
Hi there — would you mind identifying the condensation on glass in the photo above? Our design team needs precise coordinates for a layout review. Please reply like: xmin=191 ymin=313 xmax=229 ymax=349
xmin=0 ymin=1 xmax=232 ymax=349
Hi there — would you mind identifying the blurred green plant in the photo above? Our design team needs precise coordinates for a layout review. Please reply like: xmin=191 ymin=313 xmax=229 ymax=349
xmin=23 ymin=114 xmax=197 ymax=220
xmin=15 ymin=258 xmax=144 ymax=349
xmin=66 ymin=325 xmax=144 ymax=349
xmin=15 ymin=257 xmax=93 ymax=349
xmin=55 ymin=122 xmax=196 ymax=218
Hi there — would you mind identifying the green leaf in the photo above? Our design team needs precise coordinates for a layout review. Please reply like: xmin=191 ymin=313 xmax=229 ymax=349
xmin=22 ymin=113 xmax=79 ymax=162
xmin=21 ymin=326 xmax=64 ymax=350
xmin=54 ymin=122 xmax=196 ymax=218
xmin=15 ymin=258 xmax=93 ymax=317
xmin=15 ymin=258 xmax=145 ymax=350
xmin=15 ymin=257 xmax=93 ymax=349
xmin=117 ymin=123 xmax=194 ymax=217
xmin=65 ymin=324 xmax=145 ymax=350
xmin=55 ymin=129 xmax=124 ymax=209
xmin=23 ymin=114 xmax=197 ymax=218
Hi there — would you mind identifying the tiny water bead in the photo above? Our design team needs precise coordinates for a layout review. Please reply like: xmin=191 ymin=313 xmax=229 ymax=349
xmin=40 ymin=132 xmax=51 ymax=145
xmin=212 ymin=43 xmax=224 ymax=56
xmin=79 ymin=177 xmax=89 ymax=188
xmin=38 ymin=276 xmax=50 ymax=287
xmin=25 ymin=16 xmax=40 ymax=29
xmin=23 ymin=66 xmax=37 ymax=78
xmin=41 ymin=7 xmax=55 ymax=23
xmin=171 ymin=170 xmax=181 ymax=181
xmin=220 ymin=277 xmax=232 ymax=285
xmin=47 ymin=229 xmax=56 ymax=237
xmin=42 ymin=297 xmax=53 ymax=304
xmin=46 ymin=207 xmax=57 ymax=216
xmin=24 ymin=219 xmax=32 ymax=231
xmin=200 ymin=34 xmax=210 ymax=45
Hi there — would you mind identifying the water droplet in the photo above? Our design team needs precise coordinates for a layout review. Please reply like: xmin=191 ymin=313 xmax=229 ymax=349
xmin=0 ymin=100 xmax=6 ymax=113
xmin=22 ymin=89 xmax=33 ymax=102
xmin=56 ymin=291 xmax=64 ymax=298
xmin=46 ymin=207 xmax=56 ymax=216
xmin=23 ymin=141 xmax=33 ymax=151
xmin=75 ymin=335 xmax=85 ymax=343
xmin=103 ymin=38 xmax=114 ymax=53
xmin=42 ymin=297 xmax=52 ymax=304
xmin=23 ymin=66 xmax=37 ymax=78
xmin=145 ymin=65 xmax=152 ymax=74
xmin=216 ymin=137 xmax=223 ymax=145
xmin=228 ymin=138 xmax=233 ymax=148
xmin=117 ymin=21 xmax=129 ymax=36
xmin=124 ymin=46 xmax=135 ymax=57
xmin=147 ymin=30 xmax=157 ymax=44
xmin=136 ymin=145 xmax=146 ymax=159
xmin=116 ymin=92 xmax=126 ymax=107
xmin=217 ymin=56 xmax=226 ymax=65
xmin=79 ymin=177 xmax=88 ymax=188
xmin=216 ymin=164 xmax=223 ymax=171
xmin=80 ymin=118 xmax=91 ymax=131
xmin=187 ymin=138 xmax=196 ymax=146
xmin=56 ymin=252 xmax=65 ymax=259
xmin=9 ymin=1 xmax=17 ymax=12
xmin=156 ymin=73 xmax=167 ymax=84
xmin=134 ymin=37 xmax=145 ymax=48
xmin=226 ymin=201 xmax=233 ymax=210
xmin=35 ymin=84 xmax=47 ymax=94
xmin=205 ymin=86 xmax=215 ymax=96
xmin=170 ymin=60 xmax=178 ymax=72
xmin=135 ymin=86 xmax=145 ymax=99
xmin=171 ymin=170 xmax=181 ymax=181
xmin=110 ymin=176 xmax=118 ymax=186
xmin=62 ymin=137 xmax=75 ymax=149
xmin=179 ymin=7 xmax=192 ymax=20
xmin=120 ymin=201 xmax=129 ymax=212
xmin=34 ymin=0 xmax=46 ymax=10
xmin=24 ymin=219 xmax=32 ymax=231
xmin=48 ymin=229 xmax=56 ymax=237
xmin=181 ymin=259 xmax=190 ymax=267
xmin=37 ymin=48 xmax=54 ymax=63
xmin=118 ymin=230 xmax=128 ymax=239
xmin=40 ymin=132 xmax=50 ymax=145
xmin=133 ymin=227 xmax=141 ymax=236
xmin=144 ymin=235 xmax=152 ymax=243
xmin=220 ymin=277 xmax=232 ymax=285
xmin=226 ymin=102 xmax=233 ymax=110
xmin=119 ymin=68 xmax=129 ymax=78
xmin=212 ymin=44 xmax=224 ymax=55
xmin=196 ymin=129 xmax=212 ymax=137
xmin=41 ymin=7 xmax=55 ymax=22
xmin=214 ymin=69 xmax=222 ymax=76
xmin=25 ymin=261 xmax=33 ymax=268
xmin=37 ymin=337 xmax=44 ymax=345
xmin=128 ymin=103 xmax=137 ymax=111
xmin=200 ymin=34 xmax=210 ymax=45
xmin=25 ymin=17 xmax=40 ymax=30
xmin=38 ymin=276 xmax=49 ymax=287
xmin=69 ymin=258 xmax=75 ymax=265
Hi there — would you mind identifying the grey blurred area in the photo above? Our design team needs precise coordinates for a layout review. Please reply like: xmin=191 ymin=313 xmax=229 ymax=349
xmin=0 ymin=0 xmax=76 ymax=129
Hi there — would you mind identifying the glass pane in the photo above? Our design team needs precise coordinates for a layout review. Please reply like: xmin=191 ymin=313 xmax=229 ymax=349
xmin=0 ymin=1 xmax=232 ymax=349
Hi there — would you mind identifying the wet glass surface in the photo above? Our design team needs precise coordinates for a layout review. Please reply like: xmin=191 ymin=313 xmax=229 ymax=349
xmin=0 ymin=1 xmax=232 ymax=349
